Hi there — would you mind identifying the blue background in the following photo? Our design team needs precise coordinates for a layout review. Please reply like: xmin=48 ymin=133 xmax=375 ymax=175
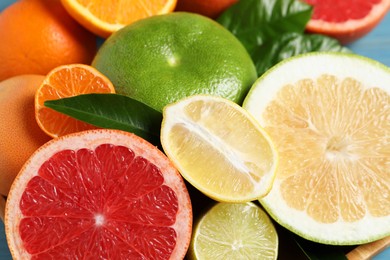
xmin=0 ymin=0 xmax=389 ymax=259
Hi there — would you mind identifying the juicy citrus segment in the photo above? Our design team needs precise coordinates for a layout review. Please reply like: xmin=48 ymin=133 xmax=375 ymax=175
xmin=161 ymin=95 xmax=278 ymax=202
xmin=189 ymin=202 xmax=278 ymax=260
xmin=5 ymin=129 xmax=192 ymax=259
xmin=243 ymin=52 xmax=390 ymax=245
xmin=265 ymin=76 xmax=389 ymax=222
xmin=61 ymin=0 xmax=177 ymax=38
xmin=35 ymin=64 xmax=115 ymax=138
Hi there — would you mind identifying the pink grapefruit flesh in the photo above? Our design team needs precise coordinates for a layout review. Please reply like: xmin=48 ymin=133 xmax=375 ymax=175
xmin=5 ymin=129 xmax=192 ymax=259
xmin=304 ymin=0 xmax=390 ymax=44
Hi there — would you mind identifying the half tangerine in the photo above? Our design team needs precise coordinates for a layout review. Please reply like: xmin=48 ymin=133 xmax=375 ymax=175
xmin=35 ymin=64 xmax=115 ymax=138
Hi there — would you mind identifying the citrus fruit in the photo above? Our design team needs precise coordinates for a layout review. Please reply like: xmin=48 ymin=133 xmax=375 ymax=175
xmin=175 ymin=0 xmax=238 ymax=19
xmin=160 ymin=94 xmax=278 ymax=202
xmin=35 ymin=64 xmax=116 ymax=138
xmin=188 ymin=202 xmax=278 ymax=260
xmin=5 ymin=129 xmax=192 ymax=259
xmin=0 ymin=75 xmax=51 ymax=196
xmin=0 ymin=0 xmax=96 ymax=82
xmin=303 ymin=0 xmax=390 ymax=44
xmin=243 ymin=52 xmax=390 ymax=245
xmin=92 ymin=12 xmax=257 ymax=112
xmin=61 ymin=0 xmax=177 ymax=38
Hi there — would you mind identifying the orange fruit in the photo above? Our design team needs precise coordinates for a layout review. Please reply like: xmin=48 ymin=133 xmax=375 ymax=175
xmin=0 ymin=75 xmax=51 ymax=196
xmin=0 ymin=0 xmax=97 ymax=82
xmin=175 ymin=0 xmax=238 ymax=18
xmin=60 ymin=0 xmax=178 ymax=38
xmin=5 ymin=129 xmax=192 ymax=259
xmin=303 ymin=0 xmax=390 ymax=44
xmin=35 ymin=64 xmax=116 ymax=138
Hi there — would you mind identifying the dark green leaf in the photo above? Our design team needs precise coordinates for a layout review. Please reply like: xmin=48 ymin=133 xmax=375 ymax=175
xmin=217 ymin=0 xmax=313 ymax=56
xmin=44 ymin=94 xmax=162 ymax=146
xmin=293 ymin=234 xmax=353 ymax=260
xmin=252 ymin=33 xmax=352 ymax=75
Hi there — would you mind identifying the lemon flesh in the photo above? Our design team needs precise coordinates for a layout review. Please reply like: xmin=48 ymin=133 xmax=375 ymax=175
xmin=243 ymin=52 xmax=390 ymax=245
xmin=161 ymin=95 xmax=278 ymax=202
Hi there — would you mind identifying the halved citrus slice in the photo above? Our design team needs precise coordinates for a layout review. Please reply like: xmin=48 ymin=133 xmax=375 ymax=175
xmin=188 ymin=202 xmax=278 ymax=260
xmin=60 ymin=0 xmax=178 ymax=38
xmin=35 ymin=64 xmax=115 ymax=138
xmin=160 ymin=94 xmax=278 ymax=202
xmin=303 ymin=0 xmax=390 ymax=44
xmin=243 ymin=52 xmax=390 ymax=245
xmin=5 ymin=129 xmax=192 ymax=259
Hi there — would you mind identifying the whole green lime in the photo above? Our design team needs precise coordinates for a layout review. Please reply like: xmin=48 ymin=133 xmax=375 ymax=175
xmin=92 ymin=12 xmax=257 ymax=111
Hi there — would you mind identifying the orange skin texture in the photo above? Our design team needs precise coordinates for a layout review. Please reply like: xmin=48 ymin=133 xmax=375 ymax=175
xmin=0 ymin=0 xmax=97 ymax=82
xmin=0 ymin=75 xmax=51 ymax=196
xmin=175 ymin=0 xmax=238 ymax=18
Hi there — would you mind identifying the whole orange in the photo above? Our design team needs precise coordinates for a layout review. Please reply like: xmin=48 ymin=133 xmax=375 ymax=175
xmin=0 ymin=0 xmax=97 ymax=82
xmin=175 ymin=0 xmax=238 ymax=18
xmin=0 ymin=75 xmax=51 ymax=196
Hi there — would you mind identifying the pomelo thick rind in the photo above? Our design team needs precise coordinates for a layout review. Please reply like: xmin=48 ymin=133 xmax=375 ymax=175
xmin=5 ymin=129 xmax=192 ymax=259
xmin=243 ymin=52 xmax=390 ymax=245
xmin=244 ymin=52 xmax=390 ymax=119
xmin=92 ymin=12 xmax=257 ymax=112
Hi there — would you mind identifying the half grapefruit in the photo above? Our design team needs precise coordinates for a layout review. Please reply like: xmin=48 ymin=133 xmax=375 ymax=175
xmin=5 ymin=129 xmax=192 ymax=259
xmin=304 ymin=0 xmax=390 ymax=44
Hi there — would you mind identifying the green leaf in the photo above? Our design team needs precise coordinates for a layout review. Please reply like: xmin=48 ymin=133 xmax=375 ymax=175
xmin=293 ymin=234 xmax=353 ymax=260
xmin=44 ymin=94 xmax=162 ymax=146
xmin=252 ymin=33 xmax=352 ymax=76
xmin=217 ymin=0 xmax=313 ymax=56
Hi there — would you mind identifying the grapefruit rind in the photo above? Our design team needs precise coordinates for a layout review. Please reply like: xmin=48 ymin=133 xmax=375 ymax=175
xmin=5 ymin=129 xmax=192 ymax=259
xmin=307 ymin=0 xmax=390 ymax=32
xmin=161 ymin=94 xmax=278 ymax=203
xmin=305 ymin=0 xmax=390 ymax=44
xmin=243 ymin=52 xmax=390 ymax=245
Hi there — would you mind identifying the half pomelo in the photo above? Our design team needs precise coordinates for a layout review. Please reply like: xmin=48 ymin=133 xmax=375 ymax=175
xmin=243 ymin=52 xmax=390 ymax=245
xmin=5 ymin=129 xmax=192 ymax=259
